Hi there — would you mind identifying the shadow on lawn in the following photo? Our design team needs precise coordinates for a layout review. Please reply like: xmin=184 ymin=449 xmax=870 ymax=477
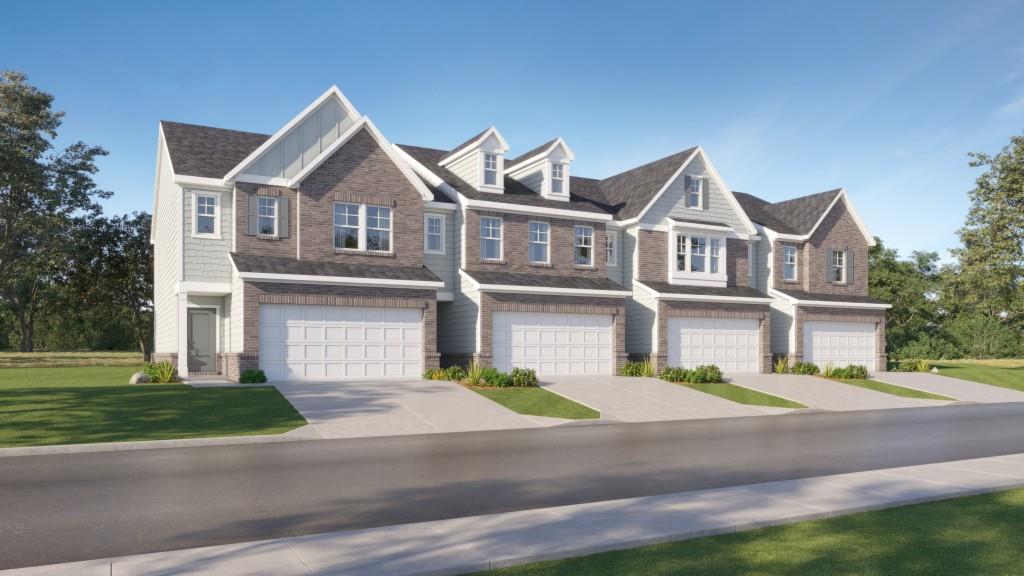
xmin=0 ymin=385 xmax=306 ymax=447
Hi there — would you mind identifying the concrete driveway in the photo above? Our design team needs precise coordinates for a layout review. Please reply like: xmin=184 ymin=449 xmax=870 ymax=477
xmin=730 ymin=374 xmax=952 ymax=411
xmin=540 ymin=376 xmax=793 ymax=422
xmin=274 ymin=380 xmax=545 ymax=439
xmin=874 ymin=372 xmax=1024 ymax=404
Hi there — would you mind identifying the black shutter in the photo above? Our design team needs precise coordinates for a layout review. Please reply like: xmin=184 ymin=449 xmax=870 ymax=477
xmin=846 ymin=247 xmax=854 ymax=284
xmin=701 ymin=178 xmax=709 ymax=211
xmin=277 ymin=197 xmax=290 ymax=239
xmin=825 ymin=246 xmax=833 ymax=284
xmin=246 ymin=194 xmax=258 ymax=236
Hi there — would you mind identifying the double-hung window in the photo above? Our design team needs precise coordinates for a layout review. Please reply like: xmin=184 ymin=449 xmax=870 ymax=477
xmin=257 ymin=197 xmax=277 ymax=236
xmin=783 ymin=245 xmax=798 ymax=281
xmin=574 ymin=225 xmax=594 ymax=266
xmin=194 ymin=193 xmax=218 ymax=236
xmin=366 ymin=206 xmax=392 ymax=252
xmin=480 ymin=216 xmax=502 ymax=260
xmin=673 ymin=232 xmax=727 ymax=279
xmin=334 ymin=203 xmax=360 ymax=249
xmin=690 ymin=236 xmax=707 ymax=272
xmin=424 ymin=214 xmax=444 ymax=253
xmin=687 ymin=177 xmax=702 ymax=209
xmin=709 ymin=238 xmax=721 ymax=274
xmin=676 ymin=234 xmax=687 ymax=271
xmin=831 ymin=249 xmax=846 ymax=283
xmin=484 ymin=153 xmax=499 ymax=186
xmin=606 ymin=231 xmax=618 ymax=266
xmin=528 ymin=221 xmax=549 ymax=264
xmin=551 ymin=163 xmax=564 ymax=194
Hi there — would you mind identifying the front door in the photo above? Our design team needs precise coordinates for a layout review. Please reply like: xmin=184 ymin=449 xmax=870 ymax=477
xmin=187 ymin=308 xmax=217 ymax=373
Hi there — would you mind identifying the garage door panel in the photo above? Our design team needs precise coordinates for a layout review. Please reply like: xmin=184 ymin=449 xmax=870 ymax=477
xmin=669 ymin=317 xmax=760 ymax=373
xmin=804 ymin=321 xmax=875 ymax=368
xmin=493 ymin=312 xmax=614 ymax=375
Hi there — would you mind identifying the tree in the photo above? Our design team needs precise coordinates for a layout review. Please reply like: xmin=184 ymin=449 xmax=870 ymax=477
xmin=950 ymin=134 xmax=1024 ymax=328
xmin=0 ymin=70 xmax=109 ymax=350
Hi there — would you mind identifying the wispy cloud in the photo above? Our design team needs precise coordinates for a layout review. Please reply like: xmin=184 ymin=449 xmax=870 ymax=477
xmin=993 ymin=92 xmax=1024 ymax=116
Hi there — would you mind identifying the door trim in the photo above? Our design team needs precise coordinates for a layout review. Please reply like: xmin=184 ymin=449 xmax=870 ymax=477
xmin=187 ymin=307 xmax=219 ymax=373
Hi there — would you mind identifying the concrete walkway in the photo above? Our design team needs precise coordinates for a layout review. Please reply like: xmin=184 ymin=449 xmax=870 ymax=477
xmin=731 ymin=374 xmax=952 ymax=411
xmin=11 ymin=452 xmax=1024 ymax=576
xmin=873 ymin=371 xmax=1024 ymax=404
xmin=274 ymin=380 xmax=548 ymax=439
xmin=541 ymin=376 xmax=793 ymax=422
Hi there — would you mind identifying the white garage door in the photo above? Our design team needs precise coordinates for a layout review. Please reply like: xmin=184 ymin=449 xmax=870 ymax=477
xmin=259 ymin=304 xmax=422 ymax=381
xmin=492 ymin=312 xmax=614 ymax=375
xmin=668 ymin=317 xmax=760 ymax=373
xmin=804 ymin=321 xmax=876 ymax=369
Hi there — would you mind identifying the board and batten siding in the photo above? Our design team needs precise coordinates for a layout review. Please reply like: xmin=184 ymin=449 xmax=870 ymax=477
xmin=438 ymin=272 xmax=480 ymax=354
xmin=153 ymin=138 xmax=182 ymax=353
xmin=423 ymin=210 xmax=456 ymax=292
xmin=248 ymin=97 xmax=355 ymax=180
xmin=183 ymin=189 xmax=234 ymax=283
xmin=770 ymin=300 xmax=795 ymax=355
xmin=642 ymin=155 xmax=748 ymax=231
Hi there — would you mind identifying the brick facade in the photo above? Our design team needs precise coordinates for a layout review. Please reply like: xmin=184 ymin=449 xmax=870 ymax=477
xmin=655 ymin=300 xmax=772 ymax=373
xmin=802 ymin=200 xmax=869 ymax=296
xmin=636 ymin=229 xmax=667 ymax=282
xmin=475 ymin=292 xmax=627 ymax=373
xmin=234 ymin=183 xmax=298 ymax=258
xmin=793 ymin=306 xmax=887 ymax=372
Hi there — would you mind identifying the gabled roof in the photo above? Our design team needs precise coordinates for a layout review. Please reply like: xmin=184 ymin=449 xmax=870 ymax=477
xmin=437 ymin=126 xmax=509 ymax=166
xmin=506 ymin=138 xmax=559 ymax=166
xmin=160 ymin=121 xmax=269 ymax=178
xmin=734 ymin=188 xmax=874 ymax=245
xmin=591 ymin=147 xmax=699 ymax=220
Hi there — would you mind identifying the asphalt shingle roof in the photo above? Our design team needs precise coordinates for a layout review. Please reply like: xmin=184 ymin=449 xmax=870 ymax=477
xmin=230 ymin=253 xmax=441 ymax=283
xmin=464 ymin=269 xmax=628 ymax=292
xmin=590 ymin=147 xmax=700 ymax=220
xmin=733 ymin=189 xmax=842 ymax=236
xmin=161 ymin=121 xmax=269 ymax=179
xmin=506 ymin=138 xmax=558 ymax=167
xmin=774 ymin=288 xmax=887 ymax=305
xmin=438 ymin=127 xmax=492 ymax=164
xmin=638 ymin=281 xmax=771 ymax=300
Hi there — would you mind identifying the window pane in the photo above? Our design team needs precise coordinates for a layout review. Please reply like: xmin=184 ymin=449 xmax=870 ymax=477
xmin=710 ymin=238 xmax=719 ymax=273
xmin=574 ymin=226 xmax=593 ymax=266
xmin=676 ymin=234 xmax=686 ymax=271
xmin=482 ymin=238 xmax=500 ymax=260
xmin=529 ymin=243 xmax=546 ymax=263
xmin=197 ymin=215 xmax=215 ymax=234
xmin=426 ymin=216 xmax=442 ymax=252
xmin=691 ymin=236 xmax=706 ymax=272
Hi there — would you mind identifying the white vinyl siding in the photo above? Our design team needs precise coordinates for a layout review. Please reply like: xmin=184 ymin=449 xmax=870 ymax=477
xmin=643 ymin=155 xmax=748 ymax=231
xmin=249 ymin=97 xmax=355 ymax=179
xmin=153 ymin=138 xmax=182 ymax=353
xmin=438 ymin=272 xmax=480 ymax=354
xmin=492 ymin=312 xmax=614 ymax=375
xmin=625 ymin=281 xmax=657 ymax=354
xmin=667 ymin=317 xmax=760 ymax=373
xmin=230 ymin=271 xmax=245 ymax=353
xmin=769 ymin=300 xmax=795 ymax=355
xmin=447 ymin=152 xmax=479 ymax=190
xmin=424 ymin=211 xmax=455 ymax=292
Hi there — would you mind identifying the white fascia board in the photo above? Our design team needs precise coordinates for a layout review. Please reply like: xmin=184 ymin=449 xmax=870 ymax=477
xmin=174 ymin=175 xmax=233 ymax=190
xmin=391 ymin=144 xmax=462 ymax=204
xmin=629 ymin=147 xmax=700 ymax=225
xmin=768 ymin=288 xmax=890 ymax=309
xmin=151 ymin=125 xmax=169 ymax=245
xmin=438 ymin=126 xmax=509 ymax=167
xmin=283 ymin=117 xmax=365 ymax=187
xmin=462 ymin=198 xmax=612 ymax=222
xmin=652 ymin=291 xmax=773 ymax=304
xmin=424 ymin=201 xmax=456 ymax=211
xmin=805 ymin=189 xmax=875 ymax=247
xmin=476 ymin=283 xmax=631 ymax=298
xmin=236 ymin=271 xmax=444 ymax=289
xmin=666 ymin=218 xmax=734 ymax=232
xmin=223 ymin=86 xmax=361 ymax=183
xmin=504 ymin=137 xmax=576 ymax=174
xmin=696 ymin=148 xmax=759 ymax=236
xmin=176 ymin=281 xmax=232 ymax=295
xmin=234 ymin=174 xmax=290 ymax=187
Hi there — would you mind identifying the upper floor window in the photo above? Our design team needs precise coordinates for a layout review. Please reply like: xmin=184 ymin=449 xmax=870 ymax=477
xmin=690 ymin=236 xmax=707 ymax=272
xmin=676 ymin=234 xmax=687 ymax=271
xmin=686 ymin=176 xmax=702 ymax=209
xmin=606 ymin=231 xmax=617 ymax=266
xmin=783 ymin=245 xmax=798 ymax=281
xmin=480 ymin=216 xmax=502 ymax=261
xmin=194 ymin=193 xmax=218 ymax=237
xmin=334 ymin=202 xmax=360 ymax=249
xmin=483 ymin=153 xmax=499 ymax=186
xmin=831 ymin=249 xmax=846 ymax=283
xmin=424 ymin=214 xmax=445 ymax=254
xmin=366 ymin=206 xmax=392 ymax=252
xmin=710 ymin=238 xmax=721 ymax=274
xmin=257 ymin=197 xmax=278 ymax=237
xmin=673 ymin=232 xmax=727 ymax=279
xmin=574 ymin=225 xmax=594 ymax=267
xmin=529 ymin=221 xmax=549 ymax=264
xmin=551 ymin=163 xmax=565 ymax=194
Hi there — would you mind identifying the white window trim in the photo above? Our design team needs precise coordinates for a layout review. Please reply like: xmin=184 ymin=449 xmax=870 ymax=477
xmin=606 ymin=230 xmax=618 ymax=266
xmin=191 ymin=190 xmax=221 ymax=239
xmin=832 ymin=249 xmax=847 ymax=284
xmin=574 ymin=225 xmax=595 ymax=267
xmin=480 ymin=216 xmax=503 ymax=261
xmin=668 ymin=227 xmax=728 ymax=286
xmin=333 ymin=202 xmax=361 ymax=250
xmin=424 ymin=214 xmax=446 ymax=255
xmin=686 ymin=176 xmax=703 ymax=210
xmin=528 ymin=220 xmax=550 ymax=264
xmin=478 ymin=151 xmax=504 ymax=192
xmin=256 ymin=196 xmax=278 ymax=238
xmin=783 ymin=245 xmax=799 ymax=282
xmin=333 ymin=202 xmax=393 ymax=254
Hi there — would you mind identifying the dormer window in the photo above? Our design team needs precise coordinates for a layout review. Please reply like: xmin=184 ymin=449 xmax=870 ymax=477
xmin=551 ymin=163 xmax=565 ymax=194
xmin=483 ymin=153 xmax=499 ymax=186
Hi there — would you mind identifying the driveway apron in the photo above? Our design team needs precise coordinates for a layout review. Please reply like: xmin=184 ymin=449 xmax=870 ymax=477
xmin=730 ymin=374 xmax=951 ymax=411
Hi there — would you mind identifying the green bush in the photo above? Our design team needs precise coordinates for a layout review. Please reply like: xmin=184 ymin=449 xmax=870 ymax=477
xmin=791 ymin=362 xmax=820 ymax=375
xmin=239 ymin=368 xmax=268 ymax=383
xmin=914 ymin=359 xmax=932 ymax=372
xmin=509 ymin=367 xmax=538 ymax=387
xmin=659 ymin=366 xmax=688 ymax=383
xmin=488 ymin=370 xmax=513 ymax=387
xmin=464 ymin=361 xmax=485 ymax=386
xmin=822 ymin=362 xmax=840 ymax=378
xmin=843 ymin=364 xmax=869 ymax=379
xmin=423 ymin=368 xmax=447 ymax=380
xmin=480 ymin=366 xmax=501 ymax=385
xmin=142 ymin=361 xmax=178 ymax=383
xmin=444 ymin=365 xmax=467 ymax=381
xmin=773 ymin=355 xmax=790 ymax=374
xmin=689 ymin=364 xmax=724 ymax=383
xmin=619 ymin=360 xmax=655 ymax=377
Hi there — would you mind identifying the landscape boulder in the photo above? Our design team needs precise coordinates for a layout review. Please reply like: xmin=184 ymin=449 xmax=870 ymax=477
xmin=129 ymin=372 xmax=151 ymax=384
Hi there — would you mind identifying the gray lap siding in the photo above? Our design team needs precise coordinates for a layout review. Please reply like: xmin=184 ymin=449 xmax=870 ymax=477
xmin=656 ymin=301 xmax=772 ymax=374
xmin=793 ymin=306 xmax=887 ymax=372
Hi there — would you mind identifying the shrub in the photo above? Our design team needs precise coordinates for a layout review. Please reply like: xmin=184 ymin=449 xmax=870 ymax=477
xmin=844 ymin=364 xmax=869 ymax=379
xmin=791 ymin=362 xmax=820 ymax=376
xmin=479 ymin=366 xmax=501 ymax=385
xmin=659 ymin=366 xmax=688 ymax=383
xmin=821 ymin=362 xmax=840 ymax=378
xmin=688 ymin=364 xmax=724 ymax=383
xmin=619 ymin=361 xmax=651 ymax=377
xmin=444 ymin=365 xmax=467 ymax=381
xmin=489 ymin=371 xmax=513 ymax=387
xmin=509 ymin=367 xmax=538 ymax=387
xmin=773 ymin=355 xmax=790 ymax=374
xmin=239 ymin=368 xmax=268 ymax=384
xmin=915 ymin=359 xmax=932 ymax=373
xmin=142 ymin=361 xmax=178 ymax=383
xmin=423 ymin=368 xmax=447 ymax=380
xmin=464 ymin=361 xmax=485 ymax=386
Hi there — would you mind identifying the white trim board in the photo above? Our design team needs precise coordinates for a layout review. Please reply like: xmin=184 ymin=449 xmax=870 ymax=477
xmin=763 ymin=190 xmax=876 ymax=247
xmin=460 ymin=270 xmax=629 ymax=298
xmin=504 ymin=137 xmax=576 ymax=174
xmin=234 ymin=270 xmax=443 ymax=289
xmin=635 ymin=281 xmax=772 ymax=304
xmin=461 ymin=198 xmax=612 ymax=221
xmin=437 ymin=126 xmax=509 ymax=167
xmin=769 ymin=288 xmax=891 ymax=310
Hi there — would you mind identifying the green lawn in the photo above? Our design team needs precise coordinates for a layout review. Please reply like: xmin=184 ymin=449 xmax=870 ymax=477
xmin=0 ymin=366 xmax=306 ymax=448
xmin=471 ymin=386 xmax=599 ymax=420
xmin=935 ymin=360 xmax=1024 ymax=392
xmin=684 ymin=382 xmax=807 ymax=409
xmin=477 ymin=488 xmax=1024 ymax=576
xmin=830 ymin=378 xmax=954 ymax=401
xmin=0 ymin=351 xmax=143 ymax=368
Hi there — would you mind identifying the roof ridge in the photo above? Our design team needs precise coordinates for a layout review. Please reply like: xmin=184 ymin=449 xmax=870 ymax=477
xmin=506 ymin=138 xmax=559 ymax=166
xmin=161 ymin=119 xmax=270 ymax=138
xmin=438 ymin=127 xmax=492 ymax=163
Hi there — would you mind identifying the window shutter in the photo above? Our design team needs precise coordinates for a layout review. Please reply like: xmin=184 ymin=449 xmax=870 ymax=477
xmin=825 ymin=246 xmax=833 ymax=284
xmin=701 ymin=178 xmax=710 ymax=211
xmin=277 ymin=197 xmax=290 ymax=239
xmin=246 ymin=194 xmax=258 ymax=236
xmin=683 ymin=175 xmax=692 ymax=206
xmin=846 ymin=247 xmax=854 ymax=284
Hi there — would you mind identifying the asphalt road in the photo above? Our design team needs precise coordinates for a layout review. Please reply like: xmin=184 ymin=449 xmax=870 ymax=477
xmin=3 ymin=403 xmax=1024 ymax=569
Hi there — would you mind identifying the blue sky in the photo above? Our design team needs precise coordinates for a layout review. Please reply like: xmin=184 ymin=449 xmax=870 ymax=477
xmin=2 ymin=0 xmax=1023 ymax=260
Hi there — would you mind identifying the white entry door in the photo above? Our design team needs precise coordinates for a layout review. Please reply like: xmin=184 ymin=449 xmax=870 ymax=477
xmin=803 ymin=321 xmax=876 ymax=369
xmin=492 ymin=312 xmax=614 ymax=375
xmin=259 ymin=304 xmax=422 ymax=381
xmin=667 ymin=317 xmax=760 ymax=373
